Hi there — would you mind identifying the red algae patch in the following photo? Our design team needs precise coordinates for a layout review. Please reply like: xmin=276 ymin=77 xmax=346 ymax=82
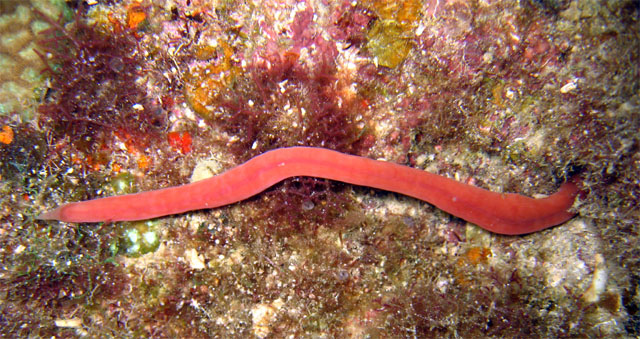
xmin=7 ymin=0 xmax=639 ymax=338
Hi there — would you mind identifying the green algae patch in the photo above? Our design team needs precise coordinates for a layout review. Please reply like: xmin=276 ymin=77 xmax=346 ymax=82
xmin=112 ymin=220 xmax=161 ymax=257
xmin=366 ymin=20 xmax=413 ymax=68
xmin=108 ymin=172 xmax=137 ymax=195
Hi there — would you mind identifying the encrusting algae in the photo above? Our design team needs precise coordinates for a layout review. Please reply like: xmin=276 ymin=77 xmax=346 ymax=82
xmin=0 ymin=0 xmax=638 ymax=337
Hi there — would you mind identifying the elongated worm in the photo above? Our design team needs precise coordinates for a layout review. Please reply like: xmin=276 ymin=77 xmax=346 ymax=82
xmin=38 ymin=147 xmax=580 ymax=235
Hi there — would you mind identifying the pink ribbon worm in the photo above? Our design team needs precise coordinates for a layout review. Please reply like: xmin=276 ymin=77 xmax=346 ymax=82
xmin=38 ymin=147 xmax=580 ymax=235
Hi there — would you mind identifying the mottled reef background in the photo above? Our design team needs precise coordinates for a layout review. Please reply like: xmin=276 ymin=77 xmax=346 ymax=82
xmin=0 ymin=0 xmax=638 ymax=337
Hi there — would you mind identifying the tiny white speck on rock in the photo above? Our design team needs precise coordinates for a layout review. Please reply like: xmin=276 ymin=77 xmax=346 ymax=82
xmin=185 ymin=248 xmax=206 ymax=270
xmin=251 ymin=299 xmax=284 ymax=338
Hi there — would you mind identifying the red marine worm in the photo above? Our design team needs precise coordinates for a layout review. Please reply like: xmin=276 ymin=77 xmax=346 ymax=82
xmin=38 ymin=147 xmax=580 ymax=235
